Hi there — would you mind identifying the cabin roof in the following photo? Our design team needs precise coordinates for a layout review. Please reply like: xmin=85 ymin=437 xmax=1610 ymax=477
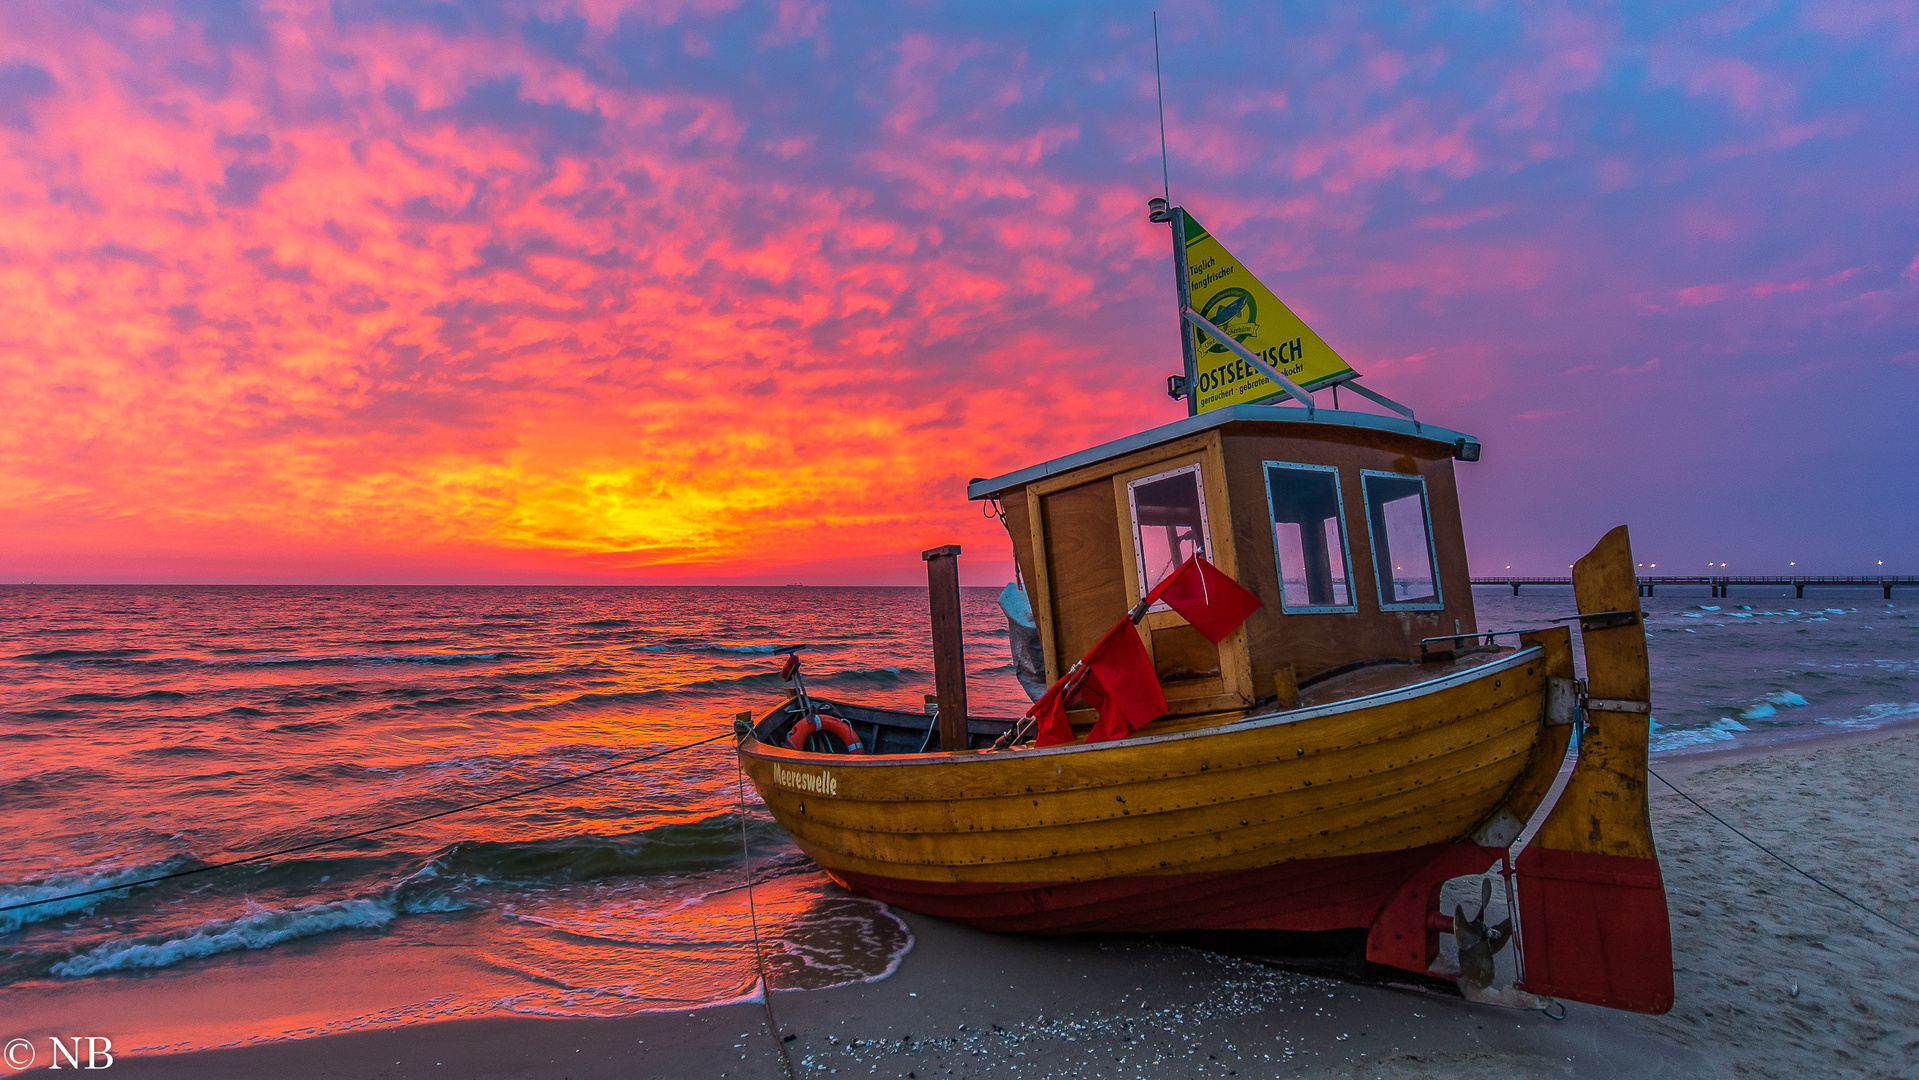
xmin=966 ymin=404 xmax=1479 ymax=500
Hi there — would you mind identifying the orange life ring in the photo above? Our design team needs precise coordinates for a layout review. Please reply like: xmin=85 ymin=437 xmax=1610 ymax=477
xmin=785 ymin=713 xmax=864 ymax=754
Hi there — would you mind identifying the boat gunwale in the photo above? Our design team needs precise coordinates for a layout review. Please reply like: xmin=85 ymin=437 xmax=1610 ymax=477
xmin=744 ymin=645 xmax=1544 ymax=770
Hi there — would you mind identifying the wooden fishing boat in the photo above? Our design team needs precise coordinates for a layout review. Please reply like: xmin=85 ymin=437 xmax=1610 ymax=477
xmin=736 ymin=203 xmax=1674 ymax=1015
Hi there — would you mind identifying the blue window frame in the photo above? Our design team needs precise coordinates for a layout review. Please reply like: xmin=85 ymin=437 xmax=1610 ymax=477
xmin=1262 ymin=461 xmax=1356 ymax=613
xmin=1360 ymin=470 xmax=1443 ymax=611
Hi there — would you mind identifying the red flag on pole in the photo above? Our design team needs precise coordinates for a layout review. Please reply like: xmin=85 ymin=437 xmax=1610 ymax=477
xmin=1142 ymin=554 xmax=1263 ymax=643
xmin=1021 ymin=555 xmax=1257 ymax=748
xmin=1028 ymin=669 xmax=1080 ymax=748
xmin=1080 ymin=618 xmax=1167 ymax=743
xmin=1027 ymin=618 xmax=1168 ymax=746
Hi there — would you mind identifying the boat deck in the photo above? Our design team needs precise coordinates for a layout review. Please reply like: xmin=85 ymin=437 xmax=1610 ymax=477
xmin=1298 ymin=647 xmax=1516 ymax=709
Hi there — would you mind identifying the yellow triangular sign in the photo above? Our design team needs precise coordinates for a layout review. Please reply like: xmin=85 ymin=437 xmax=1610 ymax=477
xmin=1183 ymin=214 xmax=1355 ymax=413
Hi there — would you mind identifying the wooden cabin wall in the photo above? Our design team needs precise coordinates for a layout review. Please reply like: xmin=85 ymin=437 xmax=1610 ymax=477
xmin=1221 ymin=426 xmax=1478 ymax=690
xmin=1036 ymin=479 xmax=1129 ymax=677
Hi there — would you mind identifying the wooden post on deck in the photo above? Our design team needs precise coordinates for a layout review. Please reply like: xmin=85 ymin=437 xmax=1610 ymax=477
xmin=922 ymin=545 xmax=969 ymax=752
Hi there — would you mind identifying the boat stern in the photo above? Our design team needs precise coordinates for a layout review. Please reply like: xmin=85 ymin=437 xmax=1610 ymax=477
xmin=1513 ymin=525 xmax=1675 ymax=1014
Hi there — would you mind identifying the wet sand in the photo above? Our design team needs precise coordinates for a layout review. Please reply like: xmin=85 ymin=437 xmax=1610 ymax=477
xmin=96 ymin=719 xmax=1919 ymax=1080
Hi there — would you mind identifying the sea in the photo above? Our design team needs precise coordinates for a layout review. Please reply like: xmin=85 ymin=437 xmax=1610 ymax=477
xmin=1 ymin=583 xmax=1914 ymax=1052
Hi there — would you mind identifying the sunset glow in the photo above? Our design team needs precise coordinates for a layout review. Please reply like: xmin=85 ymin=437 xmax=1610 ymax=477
xmin=3 ymin=2 xmax=1915 ymax=582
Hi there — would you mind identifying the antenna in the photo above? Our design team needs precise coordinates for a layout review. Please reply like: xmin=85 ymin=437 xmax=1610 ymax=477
xmin=1153 ymin=11 xmax=1170 ymax=202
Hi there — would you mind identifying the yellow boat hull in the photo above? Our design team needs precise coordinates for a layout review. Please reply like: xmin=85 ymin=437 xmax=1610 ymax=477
xmin=740 ymin=647 xmax=1552 ymax=944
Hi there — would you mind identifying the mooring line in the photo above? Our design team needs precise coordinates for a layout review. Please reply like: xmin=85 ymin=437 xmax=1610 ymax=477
xmin=737 ymin=745 xmax=799 ymax=1080
xmin=1649 ymin=767 xmax=1917 ymax=939
xmin=0 ymin=731 xmax=733 ymax=916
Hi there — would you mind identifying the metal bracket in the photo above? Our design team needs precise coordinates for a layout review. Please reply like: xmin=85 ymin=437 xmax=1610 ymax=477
xmin=1180 ymin=307 xmax=1315 ymax=411
xmin=1551 ymin=609 xmax=1640 ymax=631
xmin=1585 ymin=697 xmax=1652 ymax=715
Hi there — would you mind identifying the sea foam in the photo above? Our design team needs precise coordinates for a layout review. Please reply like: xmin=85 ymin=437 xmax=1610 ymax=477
xmin=51 ymin=897 xmax=397 ymax=977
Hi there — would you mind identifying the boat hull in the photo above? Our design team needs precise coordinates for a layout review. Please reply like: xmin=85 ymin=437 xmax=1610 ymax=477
xmin=826 ymin=843 xmax=1467 ymax=935
xmin=740 ymin=648 xmax=1553 ymax=948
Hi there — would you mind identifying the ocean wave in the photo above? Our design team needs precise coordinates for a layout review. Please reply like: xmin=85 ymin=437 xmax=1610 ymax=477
xmin=5 ymin=708 xmax=87 ymax=721
xmin=1736 ymin=690 xmax=1810 ymax=721
xmin=485 ymin=688 xmax=669 ymax=718
xmin=679 ymin=672 xmax=787 ymax=692
xmin=233 ymin=651 xmax=523 ymax=667
xmin=625 ymin=642 xmax=786 ymax=656
xmin=268 ymin=719 xmax=335 ymax=733
xmin=16 ymin=647 xmax=152 ymax=661
xmin=423 ymin=815 xmax=788 ymax=884
xmin=0 ymin=858 xmax=194 ymax=934
xmin=50 ymin=897 xmax=397 ymax=977
xmin=24 ymin=650 xmax=524 ymax=672
xmin=816 ymin=666 xmax=916 ymax=685
xmin=25 ymin=816 xmax=799 ymax=979
xmin=1821 ymin=701 xmax=1919 ymax=727
xmin=59 ymin=689 xmax=188 ymax=703
xmin=1649 ymin=717 xmax=1749 ymax=753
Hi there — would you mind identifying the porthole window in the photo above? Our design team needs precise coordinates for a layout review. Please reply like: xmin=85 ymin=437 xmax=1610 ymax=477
xmin=1361 ymin=470 xmax=1442 ymax=610
xmin=1263 ymin=462 xmax=1355 ymax=612
xmin=1126 ymin=464 xmax=1212 ymax=604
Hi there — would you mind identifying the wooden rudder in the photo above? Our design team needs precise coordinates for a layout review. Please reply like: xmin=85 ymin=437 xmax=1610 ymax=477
xmin=1514 ymin=525 xmax=1675 ymax=1014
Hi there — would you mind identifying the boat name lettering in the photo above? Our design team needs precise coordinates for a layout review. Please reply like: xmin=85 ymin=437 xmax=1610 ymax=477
xmin=773 ymin=763 xmax=838 ymax=796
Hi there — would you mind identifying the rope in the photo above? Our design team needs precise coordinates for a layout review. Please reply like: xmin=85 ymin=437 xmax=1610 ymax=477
xmin=737 ymin=746 xmax=798 ymax=1080
xmin=0 ymin=731 xmax=732 ymax=916
xmin=1649 ymin=767 xmax=1917 ymax=939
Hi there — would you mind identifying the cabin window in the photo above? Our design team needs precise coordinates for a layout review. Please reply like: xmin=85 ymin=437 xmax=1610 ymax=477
xmin=1263 ymin=461 xmax=1355 ymax=612
xmin=1126 ymin=464 xmax=1212 ymax=604
xmin=1361 ymin=471 xmax=1442 ymax=609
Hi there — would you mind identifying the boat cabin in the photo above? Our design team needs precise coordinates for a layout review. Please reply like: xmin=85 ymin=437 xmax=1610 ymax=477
xmin=968 ymin=403 xmax=1484 ymax=723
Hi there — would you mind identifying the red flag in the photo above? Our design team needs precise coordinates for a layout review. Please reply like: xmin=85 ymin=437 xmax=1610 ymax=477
xmin=1143 ymin=554 xmax=1263 ymax=644
xmin=1025 ymin=618 xmax=1168 ymax=746
xmin=1027 ymin=670 xmax=1081 ymax=748
xmin=1080 ymin=618 xmax=1167 ymax=743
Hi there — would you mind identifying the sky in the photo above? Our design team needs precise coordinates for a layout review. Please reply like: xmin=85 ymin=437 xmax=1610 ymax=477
xmin=1 ymin=0 xmax=1914 ymax=585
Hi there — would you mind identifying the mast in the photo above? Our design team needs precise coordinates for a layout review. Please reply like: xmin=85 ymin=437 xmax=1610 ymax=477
xmin=1149 ymin=13 xmax=1199 ymax=415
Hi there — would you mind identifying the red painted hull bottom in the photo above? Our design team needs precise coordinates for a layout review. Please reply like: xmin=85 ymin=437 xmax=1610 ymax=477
xmin=828 ymin=844 xmax=1487 ymax=937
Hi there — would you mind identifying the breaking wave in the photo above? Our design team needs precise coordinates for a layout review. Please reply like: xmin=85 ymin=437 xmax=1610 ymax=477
xmin=0 ymin=858 xmax=195 ymax=934
xmin=51 ymin=897 xmax=399 ymax=977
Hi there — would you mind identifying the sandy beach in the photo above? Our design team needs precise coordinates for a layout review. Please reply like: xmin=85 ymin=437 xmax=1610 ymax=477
xmin=70 ymin=719 xmax=1919 ymax=1079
